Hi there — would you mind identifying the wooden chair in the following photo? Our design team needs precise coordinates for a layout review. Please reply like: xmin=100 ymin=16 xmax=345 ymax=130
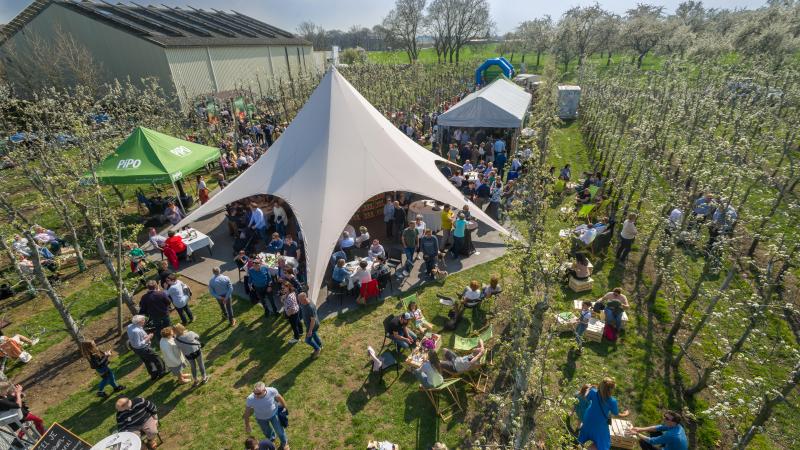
xmin=453 ymin=325 xmax=494 ymax=352
xmin=441 ymin=347 xmax=492 ymax=393
xmin=421 ymin=378 xmax=462 ymax=420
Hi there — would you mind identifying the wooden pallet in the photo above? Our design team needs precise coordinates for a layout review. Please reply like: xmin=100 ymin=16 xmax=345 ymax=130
xmin=609 ymin=418 xmax=636 ymax=449
xmin=584 ymin=318 xmax=604 ymax=343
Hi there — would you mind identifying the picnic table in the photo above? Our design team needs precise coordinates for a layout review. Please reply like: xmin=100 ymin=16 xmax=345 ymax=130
xmin=179 ymin=228 xmax=214 ymax=257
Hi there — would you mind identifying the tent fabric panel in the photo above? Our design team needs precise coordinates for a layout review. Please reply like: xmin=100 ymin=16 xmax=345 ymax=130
xmin=438 ymin=78 xmax=532 ymax=129
xmin=92 ymin=127 xmax=220 ymax=185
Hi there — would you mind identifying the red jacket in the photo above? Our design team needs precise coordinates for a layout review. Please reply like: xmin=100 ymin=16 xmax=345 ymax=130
xmin=164 ymin=235 xmax=187 ymax=254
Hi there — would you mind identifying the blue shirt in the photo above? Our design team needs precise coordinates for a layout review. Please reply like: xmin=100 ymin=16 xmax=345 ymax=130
xmin=248 ymin=207 xmax=266 ymax=229
xmin=126 ymin=323 xmax=148 ymax=349
xmin=493 ymin=139 xmax=505 ymax=154
xmin=340 ymin=237 xmax=355 ymax=249
xmin=332 ymin=266 xmax=349 ymax=284
xmin=453 ymin=219 xmax=467 ymax=238
xmin=383 ymin=203 xmax=395 ymax=222
xmin=693 ymin=197 xmax=713 ymax=216
xmin=462 ymin=163 xmax=473 ymax=172
xmin=208 ymin=274 xmax=233 ymax=299
xmin=331 ymin=250 xmax=346 ymax=265
xmin=248 ymin=266 xmax=271 ymax=288
xmin=267 ymin=238 xmax=284 ymax=254
xmin=646 ymin=424 xmax=688 ymax=450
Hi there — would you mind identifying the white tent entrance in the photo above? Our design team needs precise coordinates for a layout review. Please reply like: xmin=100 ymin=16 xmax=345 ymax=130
xmin=177 ymin=68 xmax=508 ymax=305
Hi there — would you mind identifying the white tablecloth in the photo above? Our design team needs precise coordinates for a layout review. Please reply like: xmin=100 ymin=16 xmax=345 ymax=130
xmin=409 ymin=200 xmax=443 ymax=232
xmin=257 ymin=253 xmax=298 ymax=274
xmin=464 ymin=171 xmax=480 ymax=181
xmin=180 ymin=229 xmax=214 ymax=256
xmin=346 ymin=258 xmax=376 ymax=290
xmin=90 ymin=432 xmax=141 ymax=450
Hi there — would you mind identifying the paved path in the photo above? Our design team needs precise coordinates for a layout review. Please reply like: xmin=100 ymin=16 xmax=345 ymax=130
xmin=147 ymin=206 xmax=507 ymax=321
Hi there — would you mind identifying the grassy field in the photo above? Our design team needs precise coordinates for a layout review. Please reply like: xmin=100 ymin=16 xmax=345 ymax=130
xmin=42 ymin=261 xmax=501 ymax=449
xmin=367 ymin=44 xmax=663 ymax=76
xmin=9 ymin=113 xmax=795 ymax=450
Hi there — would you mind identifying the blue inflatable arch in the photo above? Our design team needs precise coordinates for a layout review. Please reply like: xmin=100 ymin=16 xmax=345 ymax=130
xmin=475 ymin=57 xmax=515 ymax=86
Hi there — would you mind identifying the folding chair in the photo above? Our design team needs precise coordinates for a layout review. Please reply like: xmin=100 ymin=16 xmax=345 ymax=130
xmin=329 ymin=279 xmax=349 ymax=306
xmin=453 ymin=325 xmax=494 ymax=352
xmin=386 ymin=247 xmax=404 ymax=276
xmin=359 ymin=279 xmax=380 ymax=304
xmin=577 ymin=204 xmax=595 ymax=219
xmin=421 ymin=378 xmax=462 ymax=421
xmin=588 ymin=185 xmax=600 ymax=200
xmin=400 ymin=294 xmax=417 ymax=310
xmin=367 ymin=345 xmax=398 ymax=383
xmin=554 ymin=179 xmax=566 ymax=194
xmin=379 ymin=314 xmax=402 ymax=356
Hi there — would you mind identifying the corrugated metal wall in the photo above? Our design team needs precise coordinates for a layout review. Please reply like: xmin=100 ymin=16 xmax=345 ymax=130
xmin=168 ymin=44 xmax=317 ymax=106
xmin=165 ymin=47 xmax=216 ymax=101
xmin=2 ymin=3 xmax=175 ymax=98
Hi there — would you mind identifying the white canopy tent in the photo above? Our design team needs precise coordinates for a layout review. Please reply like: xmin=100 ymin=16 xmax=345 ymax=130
xmin=437 ymin=77 xmax=532 ymax=129
xmin=177 ymin=68 xmax=508 ymax=305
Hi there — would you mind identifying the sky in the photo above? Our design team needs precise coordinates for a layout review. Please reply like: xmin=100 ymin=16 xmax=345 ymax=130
xmin=1 ymin=0 xmax=765 ymax=35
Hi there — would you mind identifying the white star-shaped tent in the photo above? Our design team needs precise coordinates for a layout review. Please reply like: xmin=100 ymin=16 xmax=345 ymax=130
xmin=178 ymin=67 xmax=508 ymax=304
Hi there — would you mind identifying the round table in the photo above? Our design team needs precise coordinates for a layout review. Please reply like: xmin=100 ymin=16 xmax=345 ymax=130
xmin=90 ymin=432 xmax=141 ymax=450
xmin=409 ymin=200 xmax=443 ymax=232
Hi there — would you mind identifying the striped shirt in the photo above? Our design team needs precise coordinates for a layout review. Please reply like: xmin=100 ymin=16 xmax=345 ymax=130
xmin=116 ymin=397 xmax=157 ymax=432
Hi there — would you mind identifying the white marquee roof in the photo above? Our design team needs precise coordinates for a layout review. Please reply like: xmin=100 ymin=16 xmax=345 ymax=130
xmin=178 ymin=68 xmax=507 ymax=304
xmin=437 ymin=77 xmax=532 ymax=129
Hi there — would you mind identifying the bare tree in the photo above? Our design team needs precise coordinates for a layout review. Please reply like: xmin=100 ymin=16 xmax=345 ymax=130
xmin=0 ymin=26 xmax=104 ymax=94
xmin=447 ymin=0 xmax=493 ymax=63
xmin=383 ymin=0 xmax=428 ymax=63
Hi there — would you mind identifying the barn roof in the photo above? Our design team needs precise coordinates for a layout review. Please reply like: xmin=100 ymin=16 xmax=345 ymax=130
xmin=0 ymin=0 xmax=310 ymax=48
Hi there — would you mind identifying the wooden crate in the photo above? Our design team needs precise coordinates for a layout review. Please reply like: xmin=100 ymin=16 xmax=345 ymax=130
xmin=555 ymin=312 xmax=577 ymax=332
xmin=569 ymin=276 xmax=594 ymax=292
xmin=609 ymin=418 xmax=636 ymax=449
xmin=584 ymin=318 xmax=604 ymax=343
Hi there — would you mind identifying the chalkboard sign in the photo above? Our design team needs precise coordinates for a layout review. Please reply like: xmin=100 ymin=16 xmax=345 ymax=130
xmin=32 ymin=423 xmax=91 ymax=450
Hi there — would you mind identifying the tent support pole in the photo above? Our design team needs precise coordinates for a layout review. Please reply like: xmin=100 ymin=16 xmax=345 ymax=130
xmin=172 ymin=179 xmax=187 ymax=215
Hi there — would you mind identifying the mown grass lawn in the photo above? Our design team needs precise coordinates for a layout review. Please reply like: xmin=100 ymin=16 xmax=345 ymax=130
xmin=43 ymin=260 xmax=502 ymax=450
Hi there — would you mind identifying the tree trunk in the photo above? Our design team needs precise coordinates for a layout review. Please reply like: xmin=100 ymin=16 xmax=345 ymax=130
xmin=747 ymin=176 xmax=799 ymax=257
xmin=97 ymin=236 xmax=138 ymax=315
xmin=735 ymin=360 xmax=800 ymax=449
xmin=24 ymin=232 xmax=83 ymax=347
xmin=536 ymin=50 xmax=541 ymax=67
xmin=672 ymin=267 xmax=736 ymax=368
xmin=637 ymin=53 xmax=645 ymax=68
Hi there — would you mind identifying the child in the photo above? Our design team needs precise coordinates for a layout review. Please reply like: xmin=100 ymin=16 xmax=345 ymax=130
xmin=575 ymin=301 xmax=593 ymax=354
xmin=408 ymin=301 xmax=433 ymax=334
xmin=574 ymin=383 xmax=591 ymax=430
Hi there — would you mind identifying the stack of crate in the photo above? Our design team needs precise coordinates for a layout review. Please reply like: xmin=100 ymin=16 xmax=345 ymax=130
xmin=609 ymin=418 xmax=636 ymax=449
xmin=584 ymin=317 xmax=604 ymax=343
